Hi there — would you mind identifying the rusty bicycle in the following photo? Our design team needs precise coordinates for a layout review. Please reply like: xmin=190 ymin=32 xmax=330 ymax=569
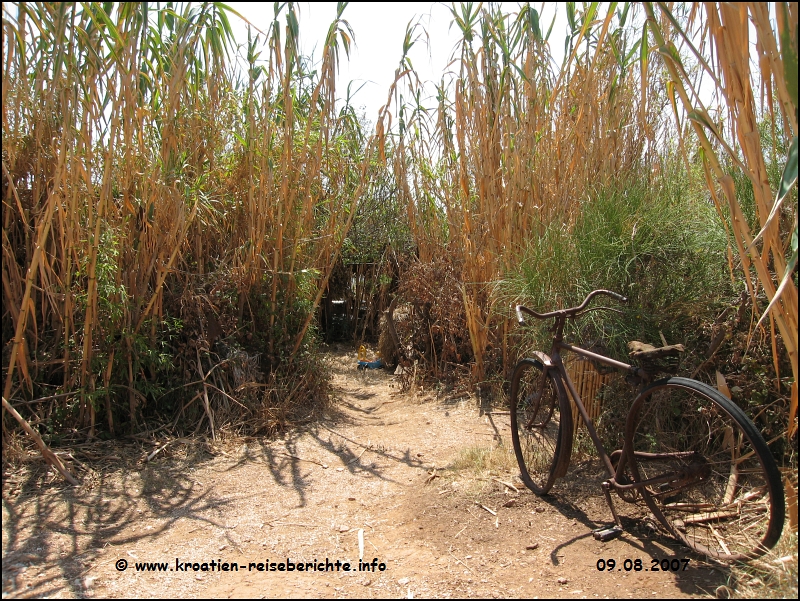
xmin=511 ymin=289 xmax=784 ymax=560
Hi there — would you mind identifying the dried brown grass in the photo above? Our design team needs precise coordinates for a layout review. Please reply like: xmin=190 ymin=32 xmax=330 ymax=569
xmin=644 ymin=2 xmax=797 ymax=440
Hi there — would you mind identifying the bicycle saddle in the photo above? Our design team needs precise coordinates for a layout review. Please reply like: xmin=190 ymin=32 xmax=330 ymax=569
xmin=628 ymin=341 xmax=685 ymax=376
xmin=627 ymin=341 xmax=685 ymax=359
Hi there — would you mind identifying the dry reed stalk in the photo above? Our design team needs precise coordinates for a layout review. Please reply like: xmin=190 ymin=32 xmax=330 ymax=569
xmin=382 ymin=4 xmax=656 ymax=381
xmin=645 ymin=2 xmax=797 ymax=437
xmin=2 ymin=2 xmax=369 ymax=437
xmin=2 ymin=396 xmax=78 ymax=485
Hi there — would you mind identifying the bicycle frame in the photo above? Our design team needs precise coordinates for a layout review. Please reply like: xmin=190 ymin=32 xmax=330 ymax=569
xmin=516 ymin=291 xmax=700 ymax=527
xmin=541 ymin=313 xmax=645 ymax=486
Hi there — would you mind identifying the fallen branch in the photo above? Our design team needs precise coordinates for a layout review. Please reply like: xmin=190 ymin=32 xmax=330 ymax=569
xmin=683 ymin=509 xmax=739 ymax=525
xmin=492 ymin=477 xmax=519 ymax=493
xmin=476 ymin=476 xmax=519 ymax=493
xmin=2 ymin=396 xmax=79 ymax=486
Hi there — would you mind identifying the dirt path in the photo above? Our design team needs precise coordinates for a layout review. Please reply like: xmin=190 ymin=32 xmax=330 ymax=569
xmin=3 ymin=348 xmax=728 ymax=598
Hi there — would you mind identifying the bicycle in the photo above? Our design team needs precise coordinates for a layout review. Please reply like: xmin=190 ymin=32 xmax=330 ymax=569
xmin=510 ymin=289 xmax=785 ymax=561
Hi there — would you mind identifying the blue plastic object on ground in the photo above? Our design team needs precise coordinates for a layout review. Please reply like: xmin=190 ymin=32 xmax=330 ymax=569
xmin=357 ymin=358 xmax=383 ymax=370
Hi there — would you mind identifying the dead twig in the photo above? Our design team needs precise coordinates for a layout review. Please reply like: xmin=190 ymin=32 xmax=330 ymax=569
xmin=196 ymin=347 xmax=216 ymax=441
xmin=448 ymin=547 xmax=477 ymax=577
xmin=425 ymin=467 xmax=439 ymax=484
xmin=261 ymin=511 xmax=292 ymax=527
xmin=145 ymin=438 xmax=198 ymax=462
xmin=492 ymin=477 xmax=519 ymax=493
xmin=475 ymin=501 xmax=497 ymax=516
xmin=5 ymin=391 xmax=75 ymax=406
xmin=347 ymin=447 xmax=368 ymax=465
xmin=275 ymin=452 xmax=328 ymax=468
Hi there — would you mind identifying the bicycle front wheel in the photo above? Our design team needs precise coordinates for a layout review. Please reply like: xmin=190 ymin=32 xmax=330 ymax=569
xmin=626 ymin=377 xmax=784 ymax=560
xmin=510 ymin=358 xmax=572 ymax=495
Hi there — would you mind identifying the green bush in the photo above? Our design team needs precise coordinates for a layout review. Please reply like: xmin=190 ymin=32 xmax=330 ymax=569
xmin=505 ymin=166 xmax=735 ymax=363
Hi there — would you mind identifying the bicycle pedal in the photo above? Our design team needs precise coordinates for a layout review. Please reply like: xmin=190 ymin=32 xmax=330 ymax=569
xmin=592 ymin=525 xmax=623 ymax=542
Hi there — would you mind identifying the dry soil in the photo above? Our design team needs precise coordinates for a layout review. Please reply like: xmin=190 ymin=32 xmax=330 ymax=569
xmin=2 ymin=348 xmax=732 ymax=598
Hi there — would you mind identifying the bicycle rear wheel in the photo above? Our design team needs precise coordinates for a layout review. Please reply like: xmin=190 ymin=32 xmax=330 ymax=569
xmin=626 ymin=377 xmax=784 ymax=560
xmin=510 ymin=358 xmax=572 ymax=495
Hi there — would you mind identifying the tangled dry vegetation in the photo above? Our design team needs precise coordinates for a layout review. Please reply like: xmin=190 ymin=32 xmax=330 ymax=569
xmin=166 ymin=279 xmax=332 ymax=439
xmin=391 ymin=257 xmax=479 ymax=381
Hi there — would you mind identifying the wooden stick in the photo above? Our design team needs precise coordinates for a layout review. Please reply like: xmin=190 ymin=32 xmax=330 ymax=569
xmin=491 ymin=477 xmax=519 ymax=493
xmin=2 ymin=396 xmax=78 ymax=485
xmin=683 ymin=509 xmax=740 ymax=525
xmin=476 ymin=501 xmax=497 ymax=516
xmin=709 ymin=524 xmax=731 ymax=556
xmin=664 ymin=502 xmax=715 ymax=509
xmin=723 ymin=445 xmax=739 ymax=505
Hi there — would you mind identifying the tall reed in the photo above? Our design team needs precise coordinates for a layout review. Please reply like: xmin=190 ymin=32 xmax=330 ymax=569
xmin=644 ymin=2 xmax=797 ymax=437
xmin=381 ymin=3 xmax=660 ymax=380
xmin=2 ymin=2 xmax=368 ymax=434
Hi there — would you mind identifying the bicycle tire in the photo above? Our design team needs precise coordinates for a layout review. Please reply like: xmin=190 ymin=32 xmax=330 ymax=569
xmin=510 ymin=358 xmax=573 ymax=495
xmin=626 ymin=377 xmax=784 ymax=560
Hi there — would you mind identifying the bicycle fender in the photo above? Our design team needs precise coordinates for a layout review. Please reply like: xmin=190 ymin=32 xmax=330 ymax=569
xmin=530 ymin=351 xmax=554 ymax=368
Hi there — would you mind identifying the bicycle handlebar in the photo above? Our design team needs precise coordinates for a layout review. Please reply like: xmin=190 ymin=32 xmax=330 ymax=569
xmin=515 ymin=289 xmax=627 ymax=325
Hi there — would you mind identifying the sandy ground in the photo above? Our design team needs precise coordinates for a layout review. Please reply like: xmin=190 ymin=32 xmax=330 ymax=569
xmin=3 ymin=348 xmax=732 ymax=598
